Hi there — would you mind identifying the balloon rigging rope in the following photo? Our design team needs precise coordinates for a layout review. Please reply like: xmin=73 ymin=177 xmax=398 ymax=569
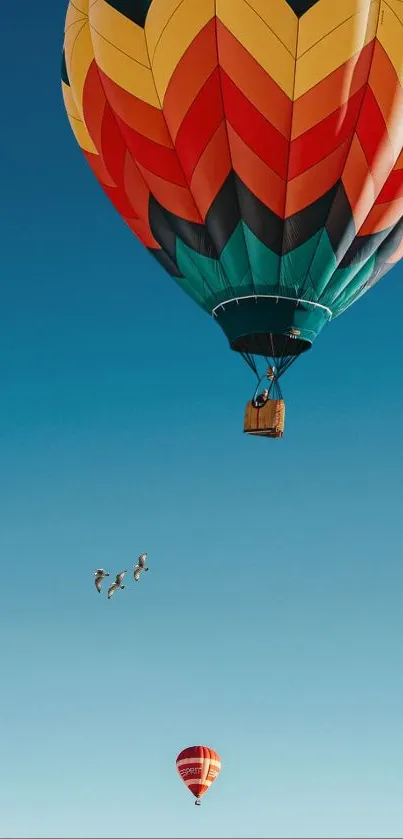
xmin=240 ymin=335 xmax=306 ymax=401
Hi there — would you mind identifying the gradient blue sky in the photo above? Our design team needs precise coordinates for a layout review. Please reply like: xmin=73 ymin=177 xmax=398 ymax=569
xmin=1 ymin=4 xmax=403 ymax=838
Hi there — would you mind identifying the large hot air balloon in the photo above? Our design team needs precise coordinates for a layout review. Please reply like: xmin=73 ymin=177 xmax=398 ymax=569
xmin=176 ymin=745 xmax=221 ymax=805
xmin=61 ymin=0 xmax=403 ymax=437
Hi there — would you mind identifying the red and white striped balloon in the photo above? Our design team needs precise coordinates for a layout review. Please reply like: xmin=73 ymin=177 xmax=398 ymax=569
xmin=176 ymin=745 xmax=221 ymax=804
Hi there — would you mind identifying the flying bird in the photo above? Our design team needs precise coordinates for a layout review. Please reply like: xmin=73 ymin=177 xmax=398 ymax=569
xmin=107 ymin=571 xmax=127 ymax=599
xmin=94 ymin=568 xmax=109 ymax=593
xmin=133 ymin=553 xmax=149 ymax=582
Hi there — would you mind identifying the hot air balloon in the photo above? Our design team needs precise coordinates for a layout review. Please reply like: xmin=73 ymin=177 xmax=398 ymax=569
xmin=61 ymin=0 xmax=403 ymax=438
xmin=176 ymin=745 xmax=221 ymax=805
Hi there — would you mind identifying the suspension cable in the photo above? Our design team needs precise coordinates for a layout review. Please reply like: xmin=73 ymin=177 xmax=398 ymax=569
xmin=240 ymin=335 xmax=307 ymax=401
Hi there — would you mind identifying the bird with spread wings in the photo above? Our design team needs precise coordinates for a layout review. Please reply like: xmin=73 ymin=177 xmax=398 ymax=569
xmin=94 ymin=569 xmax=109 ymax=593
xmin=133 ymin=553 xmax=149 ymax=582
xmin=107 ymin=570 xmax=127 ymax=599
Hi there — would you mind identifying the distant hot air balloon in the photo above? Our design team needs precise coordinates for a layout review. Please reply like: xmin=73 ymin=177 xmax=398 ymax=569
xmin=176 ymin=745 xmax=221 ymax=805
xmin=61 ymin=1 xmax=403 ymax=438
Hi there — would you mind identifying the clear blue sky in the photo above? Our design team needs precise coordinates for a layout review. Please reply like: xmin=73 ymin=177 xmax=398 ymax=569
xmin=1 ymin=4 xmax=403 ymax=839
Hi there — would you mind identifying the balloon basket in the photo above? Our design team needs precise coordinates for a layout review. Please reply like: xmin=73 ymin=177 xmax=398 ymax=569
xmin=244 ymin=399 xmax=285 ymax=438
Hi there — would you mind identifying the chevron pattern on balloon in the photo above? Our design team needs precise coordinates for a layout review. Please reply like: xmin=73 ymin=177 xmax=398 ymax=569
xmin=62 ymin=0 xmax=403 ymax=320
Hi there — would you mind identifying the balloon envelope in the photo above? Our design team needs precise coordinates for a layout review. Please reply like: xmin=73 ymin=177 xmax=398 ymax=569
xmin=61 ymin=1 xmax=403 ymax=367
xmin=176 ymin=745 xmax=221 ymax=801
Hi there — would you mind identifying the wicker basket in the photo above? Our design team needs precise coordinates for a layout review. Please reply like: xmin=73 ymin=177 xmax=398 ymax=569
xmin=244 ymin=399 xmax=285 ymax=438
